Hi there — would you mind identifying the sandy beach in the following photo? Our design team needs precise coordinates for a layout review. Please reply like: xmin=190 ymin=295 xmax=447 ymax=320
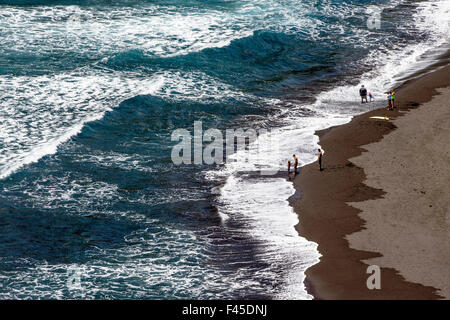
xmin=291 ymin=65 xmax=450 ymax=299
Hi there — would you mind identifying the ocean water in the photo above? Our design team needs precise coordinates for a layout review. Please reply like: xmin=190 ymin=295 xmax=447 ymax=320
xmin=0 ymin=0 xmax=448 ymax=299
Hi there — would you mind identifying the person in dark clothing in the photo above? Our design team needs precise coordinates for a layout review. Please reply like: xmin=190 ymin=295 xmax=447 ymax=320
xmin=359 ymin=85 xmax=368 ymax=103
xmin=318 ymin=149 xmax=323 ymax=171
xmin=293 ymin=154 xmax=298 ymax=175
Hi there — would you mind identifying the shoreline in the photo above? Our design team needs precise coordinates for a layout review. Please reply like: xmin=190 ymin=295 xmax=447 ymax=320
xmin=290 ymin=64 xmax=450 ymax=299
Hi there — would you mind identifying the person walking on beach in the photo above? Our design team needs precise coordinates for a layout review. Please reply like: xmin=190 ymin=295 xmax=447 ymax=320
xmin=359 ymin=85 xmax=368 ymax=103
xmin=293 ymin=154 xmax=298 ymax=175
xmin=318 ymin=149 xmax=323 ymax=171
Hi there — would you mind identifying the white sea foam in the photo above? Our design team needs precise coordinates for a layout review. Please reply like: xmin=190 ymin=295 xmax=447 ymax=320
xmin=0 ymin=0 xmax=387 ymax=62
xmin=0 ymin=226 xmax=209 ymax=299
xmin=0 ymin=4 xmax=255 ymax=58
xmin=0 ymin=66 xmax=265 ymax=179
xmin=0 ymin=71 xmax=165 ymax=179
xmin=156 ymin=71 xmax=253 ymax=103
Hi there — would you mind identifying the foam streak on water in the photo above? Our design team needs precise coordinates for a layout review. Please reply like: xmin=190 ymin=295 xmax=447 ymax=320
xmin=0 ymin=72 xmax=165 ymax=178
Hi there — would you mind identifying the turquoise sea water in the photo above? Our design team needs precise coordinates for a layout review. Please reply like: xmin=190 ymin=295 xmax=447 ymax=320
xmin=0 ymin=0 xmax=448 ymax=299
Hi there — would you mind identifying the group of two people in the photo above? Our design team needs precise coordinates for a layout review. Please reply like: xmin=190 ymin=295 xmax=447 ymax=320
xmin=359 ymin=85 xmax=374 ymax=103
xmin=288 ymin=149 xmax=323 ymax=177
xmin=387 ymin=90 xmax=396 ymax=110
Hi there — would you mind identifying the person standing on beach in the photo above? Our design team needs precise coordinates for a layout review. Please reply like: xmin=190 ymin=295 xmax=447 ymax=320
xmin=288 ymin=160 xmax=291 ymax=176
xmin=368 ymin=91 xmax=374 ymax=102
xmin=391 ymin=90 xmax=396 ymax=108
xmin=387 ymin=92 xmax=393 ymax=110
xmin=293 ymin=154 xmax=298 ymax=175
xmin=359 ymin=85 xmax=368 ymax=103
xmin=318 ymin=149 xmax=323 ymax=171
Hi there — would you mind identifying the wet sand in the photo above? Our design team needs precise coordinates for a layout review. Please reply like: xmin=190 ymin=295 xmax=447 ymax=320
xmin=291 ymin=65 xmax=450 ymax=299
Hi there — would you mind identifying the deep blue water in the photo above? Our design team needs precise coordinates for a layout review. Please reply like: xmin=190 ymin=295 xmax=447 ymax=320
xmin=0 ymin=0 xmax=447 ymax=299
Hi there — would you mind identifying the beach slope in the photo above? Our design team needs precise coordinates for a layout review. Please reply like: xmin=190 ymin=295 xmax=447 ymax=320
xmin=292 ymin=65 xmax=450 ymax=299
xmin=347 ymin=86 xmax=450 ymax=299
